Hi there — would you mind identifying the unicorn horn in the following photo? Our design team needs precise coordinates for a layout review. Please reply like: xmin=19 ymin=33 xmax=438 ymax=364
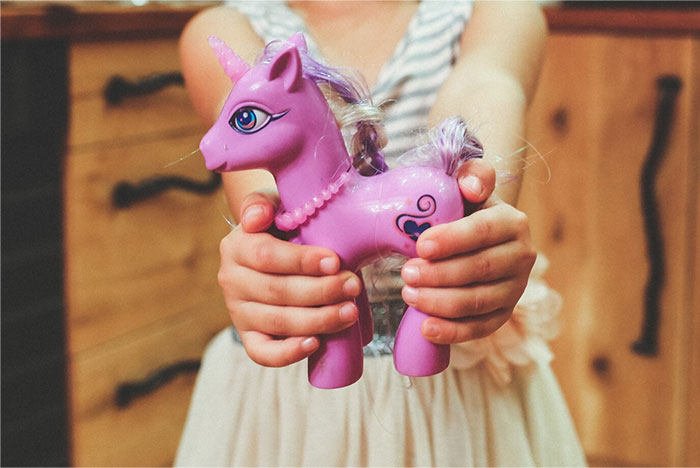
xmin=287 ymin=32 xmax=308 ymax=54
xmin=208 ymin=35 xmax=250 ymax=82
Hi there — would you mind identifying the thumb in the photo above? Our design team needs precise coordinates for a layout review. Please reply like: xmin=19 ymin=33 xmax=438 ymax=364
xmin=456 ymin=158 xmax=496 ymax=208
xmin=239 ymin=191 xmax=280 ymax=233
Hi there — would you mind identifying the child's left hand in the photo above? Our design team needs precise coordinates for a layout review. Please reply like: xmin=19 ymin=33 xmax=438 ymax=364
xmin=401 ymin=158 xmax=536 ymax=344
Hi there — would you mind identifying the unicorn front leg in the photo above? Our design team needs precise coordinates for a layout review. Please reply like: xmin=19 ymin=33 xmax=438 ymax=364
xmin=308 ymin=321 xmax=364 ymax=388
xmin=305 ymin=270 xmax=371 ymax=388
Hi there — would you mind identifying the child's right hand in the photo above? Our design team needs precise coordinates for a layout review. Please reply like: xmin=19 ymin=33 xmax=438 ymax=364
xmin=218 ymin=191 xmax=363 ymax=367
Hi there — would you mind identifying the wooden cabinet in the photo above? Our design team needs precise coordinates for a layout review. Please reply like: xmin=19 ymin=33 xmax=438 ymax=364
xmin=64 ymin=38 xmax=231 ymax=466
xmin=520 ymin=31 xmax=699 ymax=466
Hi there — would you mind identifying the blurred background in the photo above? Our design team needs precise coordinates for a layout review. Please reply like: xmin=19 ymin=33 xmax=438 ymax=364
xmin=1 ymin=1 xmax=699 ymax=466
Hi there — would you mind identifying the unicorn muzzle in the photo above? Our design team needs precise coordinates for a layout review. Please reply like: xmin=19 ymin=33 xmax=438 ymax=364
xmin=199 ymin=134 xmax=230 ymax=172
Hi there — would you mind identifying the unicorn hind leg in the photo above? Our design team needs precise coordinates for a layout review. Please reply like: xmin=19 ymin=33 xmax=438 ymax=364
xmin=355 ymin=271 xmax=374 ymax=346
xmin=393 ymin=306 xmax=450 ymax=376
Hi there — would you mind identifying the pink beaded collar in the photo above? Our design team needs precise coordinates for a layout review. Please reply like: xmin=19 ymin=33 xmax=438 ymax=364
xmin=275 ymin=171 xmax=350 ymax=231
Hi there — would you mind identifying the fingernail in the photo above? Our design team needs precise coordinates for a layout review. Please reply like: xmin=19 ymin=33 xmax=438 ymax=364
xmin=419 ymin=240 xmax=437 ymax=259
xmin=423 ymin=322 xmax=439 ymax=338
xmin=461 ymin=175 xmax=482 ymax=198
xmin=320 ymin=257 xmax=338 ymax=275
xmin=339 ymin=303 xmax=357 ymax=322
xmin=402 ymin=286 xmax=419 ymax=305
xmin=402 ymin=265 xmax=420 ymax=284
xmin=242 ymin=205 xmax=264 ymax=226
xmin=301 ymin=337 xmax=318 ymax=353
xmin=343 ymin=276 xmax=361 ymax=296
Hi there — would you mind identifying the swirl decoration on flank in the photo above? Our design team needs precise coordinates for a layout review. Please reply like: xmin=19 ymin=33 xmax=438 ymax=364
xmin=395 ymin=195 xmax=437 ymax=242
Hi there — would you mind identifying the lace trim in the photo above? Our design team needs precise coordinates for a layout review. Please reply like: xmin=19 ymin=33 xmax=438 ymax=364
xmin=450 ymin=255 xmax=561 ymax=386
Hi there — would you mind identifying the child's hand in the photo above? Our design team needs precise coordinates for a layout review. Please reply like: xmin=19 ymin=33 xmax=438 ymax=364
xmin=218 ymin=192 xmax=362 ymax=367
xmin=400 ymin=159 xmax=536 ymax=344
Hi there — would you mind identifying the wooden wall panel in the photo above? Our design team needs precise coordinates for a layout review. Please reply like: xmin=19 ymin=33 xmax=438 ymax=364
xmin=519 ymin=33 xmax=603 ymax=458
xmin=521 ymin=33 xmax=696 ymax=466
xmin=684 ymin=38 xmax=700 ymax=468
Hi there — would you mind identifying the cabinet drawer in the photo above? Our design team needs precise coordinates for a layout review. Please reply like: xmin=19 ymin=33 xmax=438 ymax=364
xmin=64 ymin=133 xmax=230 ymax=354
xmin=70 ymin=299 xmax=229 ymax=467
xmin=71 ymin=39 xmax=184 ymax=97
xmin=69 ymin=39 xmax=202 ymax=147
xmin=69 ymin=90 xmax=203 ymax=149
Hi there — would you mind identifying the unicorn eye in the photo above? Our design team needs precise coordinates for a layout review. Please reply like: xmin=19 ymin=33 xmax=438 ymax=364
xmin=230 ymin=107 xmax=271 ymax=134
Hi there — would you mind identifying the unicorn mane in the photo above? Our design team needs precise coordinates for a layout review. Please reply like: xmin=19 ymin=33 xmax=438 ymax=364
xmin=255 ymin=39 xmax=482 ymax=178
xmin=257 ymin=40 xmax=389 ymax=175
xmin=396 ymin=117 xmax=484 ymax=177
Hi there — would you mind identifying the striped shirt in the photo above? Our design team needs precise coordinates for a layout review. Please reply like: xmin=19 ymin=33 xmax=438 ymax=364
xmin=229 ymin=0 xmax=474 ymax=163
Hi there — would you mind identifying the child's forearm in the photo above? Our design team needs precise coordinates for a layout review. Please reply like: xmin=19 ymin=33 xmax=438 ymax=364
xmin=428 ymin=1 xmax=547 ymax=206
xmin=429 ymin=71 xmax=529 ymax=205
xmin=180 ymin=7 xmax=273 ymax=220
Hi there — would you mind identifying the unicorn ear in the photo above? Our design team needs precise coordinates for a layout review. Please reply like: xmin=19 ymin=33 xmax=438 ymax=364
xmin=287 ymin=32 xmax=308 ymax=54
xmin=267 ymin=44 xmax=303 ymax=92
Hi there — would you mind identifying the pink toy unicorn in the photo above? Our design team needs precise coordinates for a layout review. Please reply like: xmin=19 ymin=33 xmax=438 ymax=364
xmin=200 ymin=33 xmax=483 ymax=389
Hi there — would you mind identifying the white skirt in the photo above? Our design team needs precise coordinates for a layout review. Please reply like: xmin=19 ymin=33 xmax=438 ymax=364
xmin=175 ymin=258 xmax=586 ymax=467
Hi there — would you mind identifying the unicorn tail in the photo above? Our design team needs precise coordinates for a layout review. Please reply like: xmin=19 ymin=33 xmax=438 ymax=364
xmin=397 ymin=116 xmax=483 ymax=177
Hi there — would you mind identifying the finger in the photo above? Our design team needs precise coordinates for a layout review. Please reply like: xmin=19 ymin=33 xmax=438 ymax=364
xmin=402 ymin=241 xmax=535 ymax=287
xmin=417 ymin=203 xmax=528 ymax=260
xmin=420 ymin=308 xmax=513 ymax=345
xmin=401 ymin=278 xmax=522 ymax=319
xmin=239 ymin=191 xmax=280 ymax=233
xmin=239 ymin=330 xmax=319 ymax=367
xmin=456 ymin=158 xmax=496 ymax=205
xmin=234 ymin=267 xmax=362 ymax=306
xmin=233 ymin=301 xmax=359 ymax=336
xmin=228 ymin=231 xmax=340 ymax=275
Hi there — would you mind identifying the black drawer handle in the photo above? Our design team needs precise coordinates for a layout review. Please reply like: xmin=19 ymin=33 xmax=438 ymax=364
xmin=104 ymin=72 xmax=184 ymax=106
xmin=112 ymin=172 xmax=222 ymax=208
xmin=115 ymin=359 xmax=201 ymax=408
xmin=631 ymin=75 xmax=682 ymax=357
